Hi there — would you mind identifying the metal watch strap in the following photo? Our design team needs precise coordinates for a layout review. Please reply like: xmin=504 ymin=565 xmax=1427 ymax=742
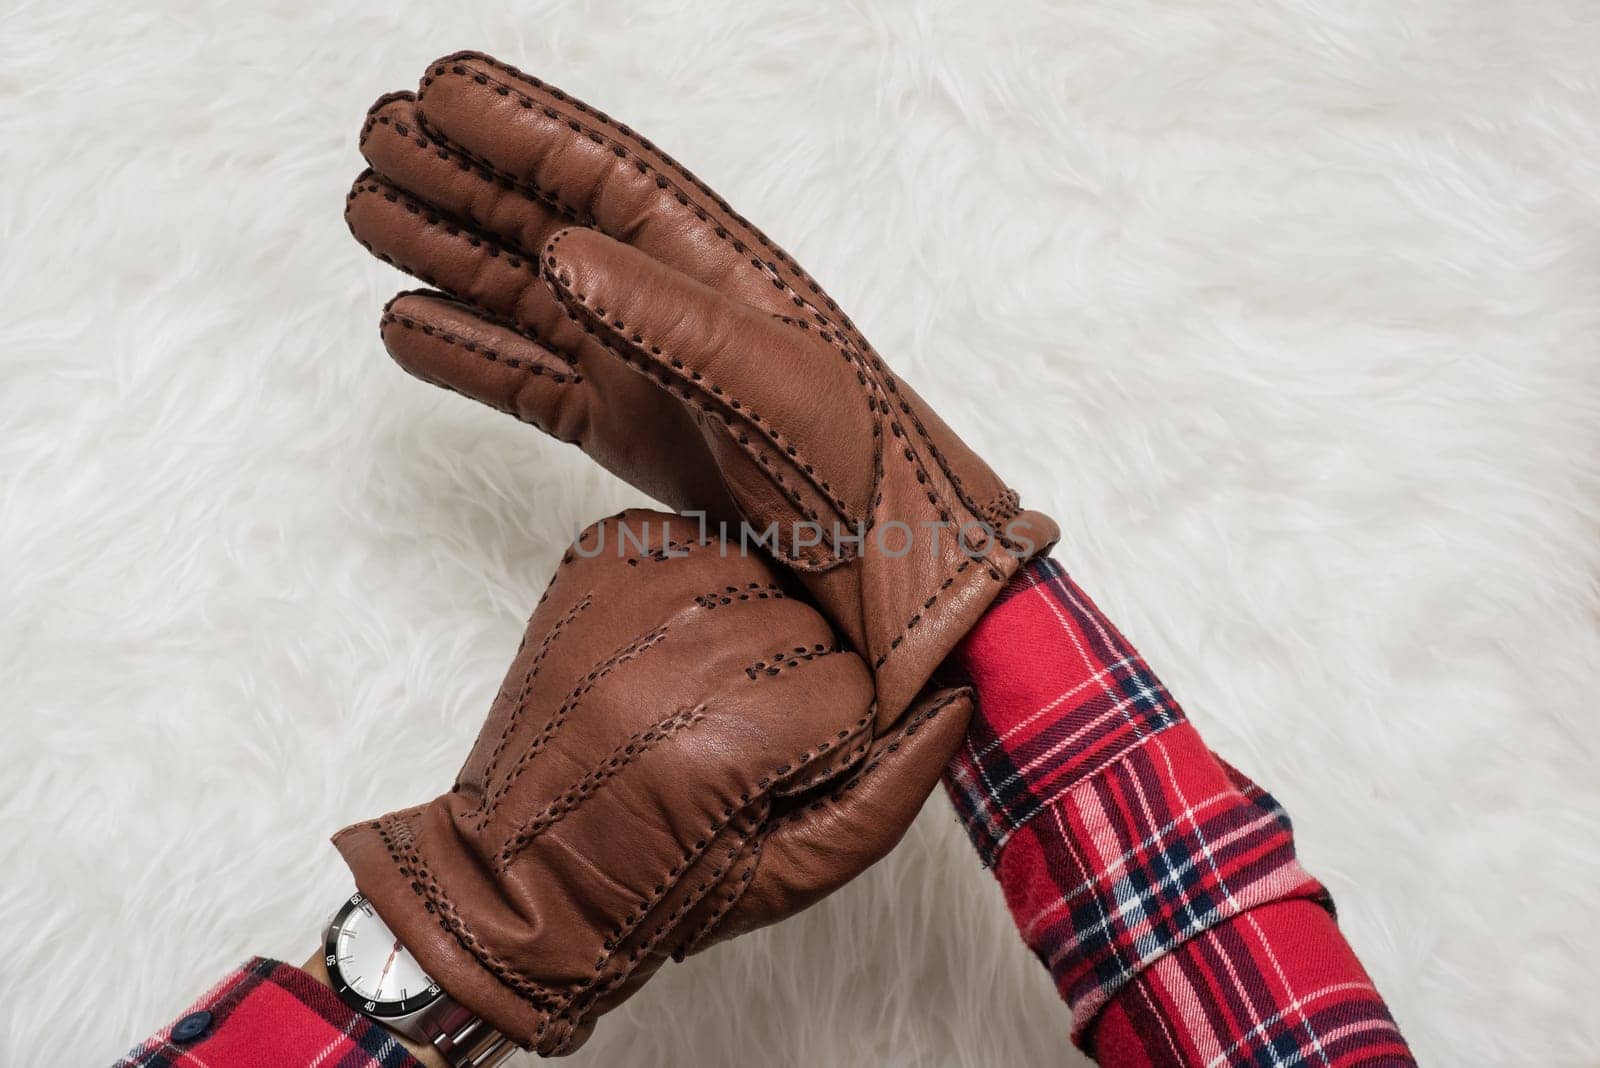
xmin=415 ymin=1000 xmax=514 ymax=1067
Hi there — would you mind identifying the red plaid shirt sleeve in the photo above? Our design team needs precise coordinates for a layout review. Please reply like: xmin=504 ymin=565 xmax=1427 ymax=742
xmin=113 ymin=957 xmax=422 ymax=1068
xmin=943 ymin=557 xmax=1415 ymax=1066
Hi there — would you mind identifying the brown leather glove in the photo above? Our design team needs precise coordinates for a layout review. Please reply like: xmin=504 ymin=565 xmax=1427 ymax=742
xmin=334 ymin=511 xmax=970 ymax=1055
xmin=345 ymin=52 xmax=1057 ymax=727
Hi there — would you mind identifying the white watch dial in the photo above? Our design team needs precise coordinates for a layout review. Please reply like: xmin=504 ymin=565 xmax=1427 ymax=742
xmin=325 ymin=893 xmax=443 ymax=1018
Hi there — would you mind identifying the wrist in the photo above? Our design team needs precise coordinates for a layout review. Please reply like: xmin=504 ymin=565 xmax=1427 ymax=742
xmin=301 ymin=949 xmax=449 ymax=1068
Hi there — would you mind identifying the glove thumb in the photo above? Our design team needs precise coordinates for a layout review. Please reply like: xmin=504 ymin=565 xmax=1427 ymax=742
xmin=540 ymin=226 xmax=843 ymax=423
xmin=695 ymin=686 xmax=972 ymax=947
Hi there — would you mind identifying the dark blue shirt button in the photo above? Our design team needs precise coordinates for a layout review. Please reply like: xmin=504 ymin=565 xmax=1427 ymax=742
xmin=172 ymin=1010 xmax=212 ymax=1043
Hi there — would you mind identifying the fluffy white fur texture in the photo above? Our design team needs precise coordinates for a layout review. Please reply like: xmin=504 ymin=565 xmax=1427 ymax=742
xmin=2 ymin=1 xmax=1597 ymax=1064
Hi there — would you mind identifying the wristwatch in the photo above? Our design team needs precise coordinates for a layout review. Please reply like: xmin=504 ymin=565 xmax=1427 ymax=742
xmin=323 ymin=891 xmax=515 ymax=1067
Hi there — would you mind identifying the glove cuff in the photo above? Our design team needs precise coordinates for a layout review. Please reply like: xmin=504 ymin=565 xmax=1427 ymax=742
xmin=334 ymin=798 xmax=768 ymax=1055
xmin=333 ymin=805 xmax=570 ymax=1053
xmin=865 ymin=505 xmax=1058 ymax=727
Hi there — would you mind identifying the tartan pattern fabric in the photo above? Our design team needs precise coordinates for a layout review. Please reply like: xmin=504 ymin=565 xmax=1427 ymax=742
xmin=944 ymin=556 xmax=1187 ymax=865
xmin=113 ymin=957 xmax=421 ymax=1068
xmin=945 ymin=557 xmax=1415 ymax=1066
xmin=994 ymin=723 xmax=1333 ymax=1035
xmin=1094 ymin=901 xmax=1414 ymax=1067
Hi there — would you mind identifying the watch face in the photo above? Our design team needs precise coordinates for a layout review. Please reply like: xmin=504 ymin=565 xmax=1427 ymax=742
xmin=324 ymin=893 xmax=445 ymax=1019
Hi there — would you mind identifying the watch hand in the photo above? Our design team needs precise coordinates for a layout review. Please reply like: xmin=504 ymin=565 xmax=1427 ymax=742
xmin=376 ymin=938 xmax=401 ymax=997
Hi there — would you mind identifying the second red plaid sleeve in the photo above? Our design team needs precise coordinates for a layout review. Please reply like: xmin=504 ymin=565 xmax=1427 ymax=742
xmin=943 ymin=557 xmax=1414 ymax=1065
xmin=112 ymin=957 xmax=422 ymax=1068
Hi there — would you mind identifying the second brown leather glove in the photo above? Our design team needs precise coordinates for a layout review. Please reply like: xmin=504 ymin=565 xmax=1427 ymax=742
xmin=345 ymin=52 xmax=1058 ymax=728
xmin=334 ymin=511 xmax=969 ymax=1055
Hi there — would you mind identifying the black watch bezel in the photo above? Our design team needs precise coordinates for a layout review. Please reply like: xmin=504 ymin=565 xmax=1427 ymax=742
xmin=324 ymin=892 xmax=446 ymax=1020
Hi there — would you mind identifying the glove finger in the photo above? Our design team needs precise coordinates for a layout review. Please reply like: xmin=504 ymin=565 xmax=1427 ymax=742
xmin=347 ymin=169 xmax=574 ymax=343
xmin=351 ymin=183 xmax=738 ymax=514
xmin=361 ymin=91 xmax=580 ymax=264
xmin=702 ymin=686 xmax=973 ymax=944
xmin=379 ymin=290 xmax=594 ymax=441
xmin=414 ymin=51 xmax=814 ymax=323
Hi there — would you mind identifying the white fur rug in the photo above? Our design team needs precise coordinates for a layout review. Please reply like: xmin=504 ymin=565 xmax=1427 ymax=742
xmin=3 ymin=2 xmax=1597 ymax=1064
